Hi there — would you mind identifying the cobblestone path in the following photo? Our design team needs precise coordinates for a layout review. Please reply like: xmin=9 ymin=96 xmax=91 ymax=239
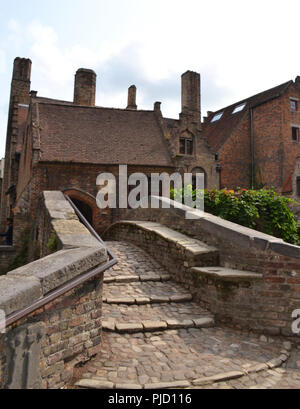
xmin=73 ymin=241 xmax=300 ymax=390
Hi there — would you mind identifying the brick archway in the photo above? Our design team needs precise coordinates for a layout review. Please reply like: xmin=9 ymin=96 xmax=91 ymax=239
xmin=63 ymin=188 xmax=100 ymax=229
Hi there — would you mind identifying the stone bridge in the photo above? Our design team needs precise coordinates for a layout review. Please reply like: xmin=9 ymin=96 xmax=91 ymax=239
xmin=0 ymin=192 xmax=300 ymax=389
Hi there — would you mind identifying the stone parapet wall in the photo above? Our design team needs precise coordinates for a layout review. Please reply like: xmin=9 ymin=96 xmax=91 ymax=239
xmin=105 ymin=197 xmax=300 ymax=337
xmin=0 ymin=191 xmax=108 ymax=389
xmin=0 ymin=247 xmax=16 ymax=275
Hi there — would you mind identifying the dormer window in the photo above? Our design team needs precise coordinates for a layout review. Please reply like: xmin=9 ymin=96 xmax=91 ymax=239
xmin=211 ymin=112 xmax=223 ymax=122
xmin=179 ymin=137 xmax=194 ymax=155
xmin=290 ymin=99 xmax=298 ymax=111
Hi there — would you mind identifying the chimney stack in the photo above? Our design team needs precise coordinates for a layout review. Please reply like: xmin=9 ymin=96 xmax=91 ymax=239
xmin=181 ymin=70 xmax=201 ymax=125
xmin=74 ymin=68 xmax=96 ymax=107
xmin=11 ymin=57 xmax=32 ymax=105
xmin=127 ymin=85 xmax=137 ymax=110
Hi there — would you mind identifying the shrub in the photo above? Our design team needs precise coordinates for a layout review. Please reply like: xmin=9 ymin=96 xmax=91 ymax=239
xmin=171 ymin=187 xmax=299 ymax=245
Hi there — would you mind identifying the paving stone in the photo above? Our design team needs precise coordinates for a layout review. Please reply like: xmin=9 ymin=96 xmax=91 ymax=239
xmin=75 ymin=379 xmax=114 ymax=389
xmin=115 ymin=383 xmax=143 ymax=389
xmin=144 ymin=381 xmax=190 ymax=389
xmin=142 ymin=321 xmax=168 ymax=331
xmin=102 ymin=320 xmax=116 ymax=331
xmin=193 ymin=371 xmax=244 ymax=386
xmin=116 ymin=323 xmax=144 ymax=333
xmin=106 ymin=297 xmax=135 ymax=305
xmin=193 ymin=318 xmax=215 ymax=328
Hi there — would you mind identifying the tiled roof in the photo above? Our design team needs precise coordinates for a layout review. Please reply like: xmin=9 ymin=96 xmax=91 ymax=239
xmin=36 ymin=102 xmax=173 ymax=166
xmin=202 ymin=80 xmax=293 ymax=152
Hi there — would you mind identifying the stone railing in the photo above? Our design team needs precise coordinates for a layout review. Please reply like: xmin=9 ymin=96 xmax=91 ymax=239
xmin=0 ymin=191 xmax=112 ymax=389
xmin=105 ymin=196 xmax=300 ymax=337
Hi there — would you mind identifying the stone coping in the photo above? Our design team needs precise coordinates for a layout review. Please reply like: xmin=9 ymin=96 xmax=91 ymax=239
xmin=116 ymin=220 xmax=218 ymax=255
xmin=125 ymin=196 xmax=300 ymax=259
xmin=0 ymin=191 xmax=107 ymax=318
xmin=191 ymin=267 xmax=263 ymax=281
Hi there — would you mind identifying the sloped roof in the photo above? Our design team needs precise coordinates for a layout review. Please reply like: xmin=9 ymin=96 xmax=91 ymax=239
xmin=202 ymin=80 xmax=293 ymax=152
xmin=36 ymin=102 xmax=173 ymax=166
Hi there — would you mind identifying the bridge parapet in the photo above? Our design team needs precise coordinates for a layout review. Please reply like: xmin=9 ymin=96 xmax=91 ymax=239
xmin=0 ymin=191 xmax=111 ymax=389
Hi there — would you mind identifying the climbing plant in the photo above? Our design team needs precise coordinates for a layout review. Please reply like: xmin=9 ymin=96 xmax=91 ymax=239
xmin=170 ymin=187 xmax=299 ymax=245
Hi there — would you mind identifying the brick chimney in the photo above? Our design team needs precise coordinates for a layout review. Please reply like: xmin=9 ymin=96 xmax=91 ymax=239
xmin=74 ymin=68 xmax=96 ymax=107
xmin=181 ymin=70 xmax=201 ymax=125
xmin=10 ymin=57 xmax=32 ymax=106
xmin=127 ymin=85 xmax=137 ymax=110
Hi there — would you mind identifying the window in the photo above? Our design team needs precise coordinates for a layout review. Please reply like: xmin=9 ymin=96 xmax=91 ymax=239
xmin=232 ymin=103 xmax=246 ymax=114
xmin=292 ymin=127 xmax=299 ymax=142
xmin=297 ymin=177 xmax=300 ymax=196
xmin=211 ymin=112 xmax=223 ymax=122
xmin=179 ymin=137 xmax=194 ymax=155
xmin=290 ymin=99 xmax=298 ymax=111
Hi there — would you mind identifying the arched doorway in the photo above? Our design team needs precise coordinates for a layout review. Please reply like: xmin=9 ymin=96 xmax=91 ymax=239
xmin=71 ymin=198 xmax=93 ymax=226
xmin=192 ymin=167 xmax=207 ymax=190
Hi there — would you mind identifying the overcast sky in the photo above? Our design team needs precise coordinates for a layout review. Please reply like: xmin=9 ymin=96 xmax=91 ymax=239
xmin=1 ymin=0 xmax=300 ymax=157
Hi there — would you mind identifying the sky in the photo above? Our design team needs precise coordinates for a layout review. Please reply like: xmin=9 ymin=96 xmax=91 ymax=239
xmin=1 ymin=0 xmax=300 ymax=157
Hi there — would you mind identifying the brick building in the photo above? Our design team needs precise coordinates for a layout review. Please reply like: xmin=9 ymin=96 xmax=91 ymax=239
xmin=1 ymin=58 xmax=219 ymax=241
xmin=202 ymin=77 xmax=300 ymax=197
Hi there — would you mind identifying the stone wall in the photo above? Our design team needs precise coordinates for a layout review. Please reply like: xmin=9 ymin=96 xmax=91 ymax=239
xmin=105 ymin=197 xmax=300 ymax=337
xmin=0 ymin=191 xmax=109 ymax=389
xmin=0 ymin=247 xmax=16 ymax=275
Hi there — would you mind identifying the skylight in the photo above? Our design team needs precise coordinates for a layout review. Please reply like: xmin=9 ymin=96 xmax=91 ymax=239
xmin=232 ymin=103 xmax=246 ymax=114
xmin=211 ymin=112 xmax=223 ymax=122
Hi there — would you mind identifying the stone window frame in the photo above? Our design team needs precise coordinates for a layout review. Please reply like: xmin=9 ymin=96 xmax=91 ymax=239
xmin=179 ymin=132 xmax=195 ymax=156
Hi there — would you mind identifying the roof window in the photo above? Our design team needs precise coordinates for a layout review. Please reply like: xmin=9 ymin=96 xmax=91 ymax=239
xmin=232 ymin=103 xmax=246 ymax=114
xmin=211 ymin=112 xmax=223 ymax=122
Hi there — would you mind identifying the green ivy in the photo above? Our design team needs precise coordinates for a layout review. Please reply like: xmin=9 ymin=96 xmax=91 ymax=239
xmin=171 ymin=187 xmax=299 ymax=245
xmin=46 ymin=230 xmax=58 ymax=253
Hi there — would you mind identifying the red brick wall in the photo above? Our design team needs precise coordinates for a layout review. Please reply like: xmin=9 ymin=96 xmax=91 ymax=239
xmin=219 ymin=111 xmax=251 ymax=189
xmin=19 ymin=162 xmax=176 ymax=234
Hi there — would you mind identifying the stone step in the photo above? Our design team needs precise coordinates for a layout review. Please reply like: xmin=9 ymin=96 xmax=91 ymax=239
xmin=102 ymin=317 xmax=215 ymax=333
xmin=191 ymin=266 xmax=263 ymax=281
xmin=116 ymin=221 xmax=219 ymax=266
xmin=104 ymin=273 xmax=171 ymax=284
xmin=103 ymin=281 xmax=193 ymax=305
xmin=102 ymin=301 xmax=214 ymax=333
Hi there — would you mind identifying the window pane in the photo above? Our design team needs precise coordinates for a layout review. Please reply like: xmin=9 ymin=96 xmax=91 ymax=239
xmin=292 ymin=127 xmax=299 ymax=141
xmin=180 ymin=138 xmax=186 ymax=154
xmin=291 ymin=100 xmax=297 ymax=111
xmin=232 ymin=103 xmax=246 ymax=114
xmin=211 ymin=112 xmax=223 ymax=122
xmin=186 ymin=139 xmax=193 ymax=155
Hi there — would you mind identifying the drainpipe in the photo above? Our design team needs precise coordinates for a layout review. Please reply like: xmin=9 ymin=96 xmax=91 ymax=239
xmin=250 ymin=107 xmax=254 ymax=189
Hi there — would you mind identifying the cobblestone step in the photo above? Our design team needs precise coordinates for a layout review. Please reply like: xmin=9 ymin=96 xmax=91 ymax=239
xmin=102 ymin=302 xmax=213 ymax=329
xmin=103 ymin=281 xmax=193 ymax=305
xmin=102 ymin=317 xmax=215 ymax=333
